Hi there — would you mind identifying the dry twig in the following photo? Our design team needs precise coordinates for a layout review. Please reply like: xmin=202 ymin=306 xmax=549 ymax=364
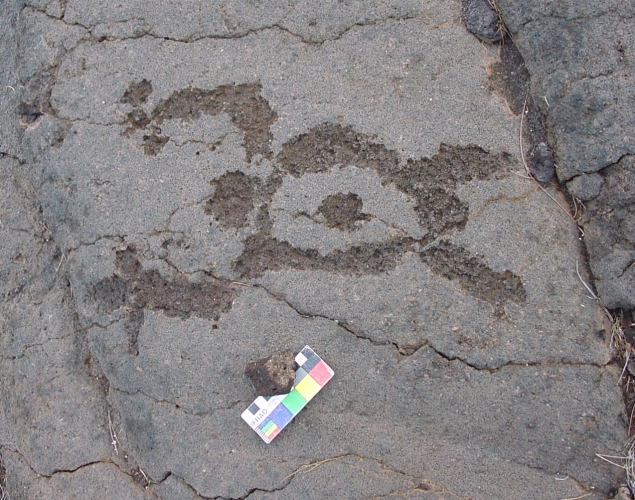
xmin=486 ymin=0 xmax=507 ymax=42
xmin=108 ymin=410 xmax=120 ymax=456
xmin=620 ymin=351 xmax=632 ymax=386
xmin=134 ymin=468 xmax=152 ymax=488
xmin=597 ymin=436 xmax=635 ymax=494
xmin=597 ymin=316 xmax=635 ymax=491
xmin=629 ymin=402 xmax=635 ymax=437
xmin=55 ymin=253 xmax=65 ymax=272
xmin=560 ymin=494 xmax=591 ymax=500
xmin=230 ymin=281 xmax=253 ymax=287
xmin=0 ymin=452 xmax=8 ymax=500
xmin=519 ymin=93 xmax=530 ymax=176
xmin=280 ymin=457 xmax=343 ymax=483
xmin=571 ymin=197 xmax=585 ymax=223
xmin=575 ymin=261 xmax=597 ymax=299
xmin=575 ymin=261 xmax=614 ymax=321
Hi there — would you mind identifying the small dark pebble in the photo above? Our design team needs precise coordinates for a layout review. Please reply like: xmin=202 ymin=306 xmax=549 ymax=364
xmin=245 ymin=351 xmax=296 ymax=396
xmin=530 ymin=142 xmax=555 ymax=183
xmin=463 ymin=0 xmax=503 ymax=43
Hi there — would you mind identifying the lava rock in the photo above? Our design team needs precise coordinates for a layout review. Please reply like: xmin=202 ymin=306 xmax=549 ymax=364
xmin=245 ymin=351 xmax=296 ymax=396
xmin=612 ymin=486 xmax=633 ymax=500
xmin=566 ymin=173 xmax=604 ymax=201
xmin=463 ymin=0 xmax=503 ymax=43
xmin=530 ymin=142 xmax=555 ymax=183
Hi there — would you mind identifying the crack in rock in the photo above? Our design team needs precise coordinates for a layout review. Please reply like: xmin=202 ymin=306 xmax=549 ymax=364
xmin=233 ymin=453 xmax=471 ymax=500
xmin=55 ymin=13 xmax=433 ymax=46
xmin=111 ymin=387 xmax=244 ymax=417
xmin=256 ymin=281 xmax=609 ymax=371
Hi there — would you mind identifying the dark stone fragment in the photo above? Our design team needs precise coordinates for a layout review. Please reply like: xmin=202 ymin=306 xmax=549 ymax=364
xmin=463 ymin=0 xmax=503 ymax=43
xmin=245 ymin=351 xmax=296 ymax=396
xmin=530 ymin=143 xmax=555 ymax=183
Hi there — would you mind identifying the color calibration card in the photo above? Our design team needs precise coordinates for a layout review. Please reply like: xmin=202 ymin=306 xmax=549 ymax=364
xmin=241 ymin=346 xmax=334 ymax=443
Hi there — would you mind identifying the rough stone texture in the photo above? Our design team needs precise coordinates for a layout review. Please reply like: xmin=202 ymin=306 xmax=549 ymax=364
xmin=248 ymin=455 xmax=471 ymax=499
xmin=2 ymin=449 xmax=154 ymax=500
xmin=0 ymin=157 xmax=111 ymax=477
xmin=0 ymin=0 xmax=629 ymax=499
xmin=0 ymin=1 xmax=23 ymax=158
xmin=567 ymin=173 xmax=604 ymax=202
xmin=582 ymin=156 xmax=635 ymax=309
xmin=462 ymin=0 xmax=503 ymax=43
xmin=61 ymin=0 xmax=455 ymax=43
xmin=81 ymin=292 xmax=621 ymax=499
xmin=496 ymin=0 xmax=635 ymax=314
xmin=497 ymin=0 xmax=635 ymax=180
xmin=486 ymin=34 xmax=552 ymax=187
xmin=245 ymin=351 xmax=296 ymax=396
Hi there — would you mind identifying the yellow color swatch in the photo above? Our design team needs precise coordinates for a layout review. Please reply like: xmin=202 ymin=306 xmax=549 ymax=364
xmin=294 ymin=375 xmax=321 ymax=402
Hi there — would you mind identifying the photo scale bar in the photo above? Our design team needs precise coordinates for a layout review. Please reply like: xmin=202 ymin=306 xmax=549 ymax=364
xmin=241 ymin=346 xmax=334 ymax=443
